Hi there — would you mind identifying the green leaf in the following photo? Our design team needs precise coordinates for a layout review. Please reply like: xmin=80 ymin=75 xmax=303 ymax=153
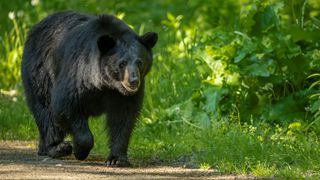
xmin=181 ymin=99 xmax=194 ymax=121
xmin=243 ymin=58 xmax=274 ymax=77
xmin=263 ymin=90 xmax=310 ymax=123
xmin=251 ymin=5 xmax=278 ymax=35
xmin=195 ymin=112 xmax=211 ymax=129
xmin=288 ymin=122 xmax=301 ymax=129
xmin=311 ymin=100 xmax=320 ymax=114
xmin=203 ymin=87 xmax=221 ymax=113
xmin=234 ymin=40 xmax=257 ymax=63
xmin=286 ymin=24 xmax=320 ymax=43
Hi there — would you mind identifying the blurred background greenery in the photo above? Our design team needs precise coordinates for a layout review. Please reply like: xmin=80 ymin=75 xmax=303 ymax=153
xmin=1 ymin=0 xmax=320 ymax=178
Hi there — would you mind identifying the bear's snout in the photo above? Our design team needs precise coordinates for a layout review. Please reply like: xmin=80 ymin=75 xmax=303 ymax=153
xmin=121 ymin=65 xmax=140 ymax=93
xmin=129 ymin=75 xmax=139 ymax=89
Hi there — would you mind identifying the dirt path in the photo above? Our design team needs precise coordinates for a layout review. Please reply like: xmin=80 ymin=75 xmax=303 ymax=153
xmin=0 ymin=141 xmax=256 ymax=179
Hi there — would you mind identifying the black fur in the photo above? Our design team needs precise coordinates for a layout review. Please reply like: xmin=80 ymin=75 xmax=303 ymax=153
xmin=21 ymin=11 xmax=157 ymax=166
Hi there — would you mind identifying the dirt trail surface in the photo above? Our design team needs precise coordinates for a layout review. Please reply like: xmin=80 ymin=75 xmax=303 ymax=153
xmin=0 ymin=141 xmax=256 ymax=179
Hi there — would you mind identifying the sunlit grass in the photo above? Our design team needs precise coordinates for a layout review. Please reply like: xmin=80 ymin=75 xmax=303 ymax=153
xmin=0 ymin=94 xmax=37 ymax=140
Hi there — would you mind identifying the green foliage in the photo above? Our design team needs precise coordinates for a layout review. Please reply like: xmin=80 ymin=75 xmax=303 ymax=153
xmin=0 ymin=17 xmax=25 ymax=89
xmin=168 ymin=0 xmax=320 ymax=128
xmin=309 ymin=73 xmax=320 ymax=134
xmin=0 ymin=0 xmax=320 ymax=178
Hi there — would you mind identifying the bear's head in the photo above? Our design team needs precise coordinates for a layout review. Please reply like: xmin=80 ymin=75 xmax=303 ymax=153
xmin=96 ymin=15 xmax=158 ymax=95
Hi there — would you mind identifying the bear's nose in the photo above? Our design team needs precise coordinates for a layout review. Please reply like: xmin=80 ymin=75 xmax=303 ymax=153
xmin=129 ymin=76 xmax=139 ymax=88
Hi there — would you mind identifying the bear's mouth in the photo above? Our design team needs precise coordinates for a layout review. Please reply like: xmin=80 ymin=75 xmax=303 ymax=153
xmin=120 ymin=81 xmax=139 ymax=93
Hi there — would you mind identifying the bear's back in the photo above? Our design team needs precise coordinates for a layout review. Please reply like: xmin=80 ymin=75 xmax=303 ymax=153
xmin=21 ymin=12 xmax=95 ymax=107
xmin=23 ymin=12 xmax=93 ymax=63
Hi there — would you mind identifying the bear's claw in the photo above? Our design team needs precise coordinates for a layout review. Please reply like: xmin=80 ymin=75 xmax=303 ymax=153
xmin=47 ymin=141 xmax=73 ymax=158
xmin=105 ymin=156 xmax=131 ymax=167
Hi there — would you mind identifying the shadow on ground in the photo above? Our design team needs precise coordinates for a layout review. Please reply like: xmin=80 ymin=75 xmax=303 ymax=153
xmin=0 ymin=140 xmax=257 ymax=179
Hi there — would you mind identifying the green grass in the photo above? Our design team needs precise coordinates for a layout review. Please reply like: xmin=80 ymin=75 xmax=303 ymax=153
xmin=1 ymin=94 xmax=319 ymax=178
xmin=1 ymin=0 xmax=320 ymax=179
xmin=0 ymin=93 xmax=36 ymax=140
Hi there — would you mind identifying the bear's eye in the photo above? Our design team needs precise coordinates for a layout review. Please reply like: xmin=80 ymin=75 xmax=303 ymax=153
xmin=119 ymin=61 xmax=127 ymax=69
xmin=97 ymin=35 xmax=116 ymax=55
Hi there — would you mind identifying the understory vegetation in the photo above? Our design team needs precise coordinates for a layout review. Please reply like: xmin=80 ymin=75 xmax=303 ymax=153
xmin=1 ymin=0 xmax=320 ymax=178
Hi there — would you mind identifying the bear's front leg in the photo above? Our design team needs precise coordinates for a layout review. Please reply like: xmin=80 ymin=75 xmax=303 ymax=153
xmin=71 ymin=116 xmax=94 ymax=160
xmin=51 ymin=81 xmax=94 ymax=160
xmin=53 ymin=110 xmax=94 ymax=160
xmin=52 ymin=113 xmax=94 ymax=160
xmin=106 ymin=109 xmax=138 ymax=167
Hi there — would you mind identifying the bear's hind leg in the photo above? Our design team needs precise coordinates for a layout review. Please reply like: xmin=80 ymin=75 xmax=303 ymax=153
xmin=37 ymin=136 xmax=47 ymax=156
xmin=30 ymin=103 xmax=51 ymax=156
xmin=31 ymin=104 xmax=72 ymax=158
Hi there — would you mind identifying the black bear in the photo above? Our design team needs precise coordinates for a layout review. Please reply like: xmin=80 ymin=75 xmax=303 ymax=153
xmin=21 ymin=11 xmax=157 ymax=167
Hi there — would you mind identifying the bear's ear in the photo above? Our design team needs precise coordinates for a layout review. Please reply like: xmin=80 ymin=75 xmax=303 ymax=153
xmin=140 ymin=32 xmax=158 ymax=49
xmin=97 ymin=35 xmax=116 ymax=54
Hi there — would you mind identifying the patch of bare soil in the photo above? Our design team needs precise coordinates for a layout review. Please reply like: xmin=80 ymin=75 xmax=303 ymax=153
xmin=0 ymin=140 xmax=257 ymax=179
